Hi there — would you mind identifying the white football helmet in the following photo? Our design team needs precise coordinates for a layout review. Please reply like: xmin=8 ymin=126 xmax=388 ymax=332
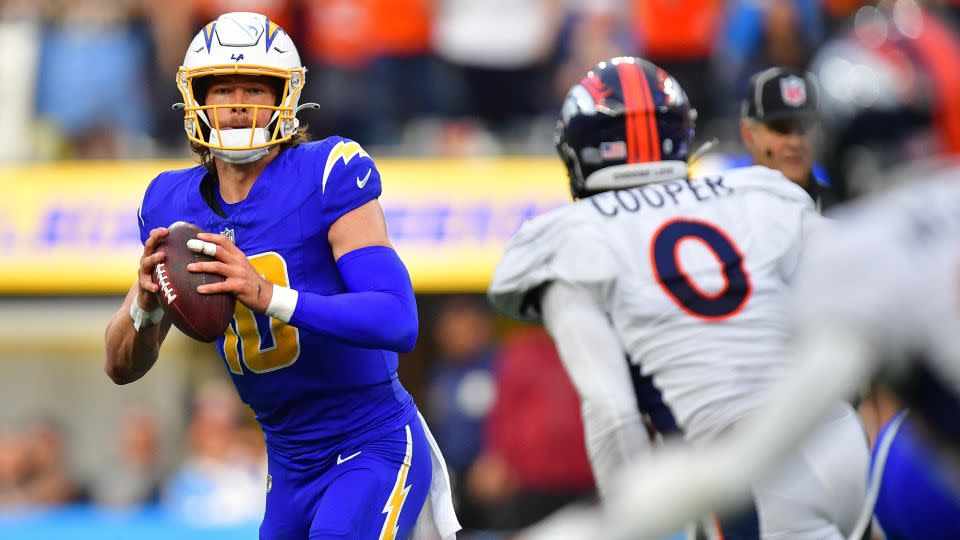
xmin=176 ymin=12 xmax=316 ymax=163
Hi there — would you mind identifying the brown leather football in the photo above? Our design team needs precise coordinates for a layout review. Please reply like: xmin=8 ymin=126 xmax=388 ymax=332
xmin=151 ymin=221 xmax=235 ymax=342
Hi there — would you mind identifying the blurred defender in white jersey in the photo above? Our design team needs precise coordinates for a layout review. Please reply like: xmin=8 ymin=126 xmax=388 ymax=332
xmin=577 ymin=5 xmax=960 ymax=540
xmin=487 ymin=56 xmax=868 ymax=539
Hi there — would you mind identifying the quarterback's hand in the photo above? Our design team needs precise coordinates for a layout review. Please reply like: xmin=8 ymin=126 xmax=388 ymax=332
xmin=187 ymin=232 xmax=273 ymax=313
xmin=137 ymin=227 xmax=169 ymax=311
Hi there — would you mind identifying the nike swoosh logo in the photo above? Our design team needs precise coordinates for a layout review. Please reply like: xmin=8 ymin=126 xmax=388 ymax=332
xmin=357 ymin=169 xmax=371 ymax=189
xmin=336 ymin=450 xmax=361 ymax=465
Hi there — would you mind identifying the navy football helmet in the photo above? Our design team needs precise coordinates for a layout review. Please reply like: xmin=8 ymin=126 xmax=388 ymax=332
xmin=811 ymin=5 xmax=960 ymax=204
xmin=556 ymin=57 xmax=697 ymax=199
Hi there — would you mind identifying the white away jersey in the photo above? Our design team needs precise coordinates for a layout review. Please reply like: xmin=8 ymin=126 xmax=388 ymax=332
xmin=489 ymin=166 xmax=826 ymax=443
xmin=793 ymin=171 xmax=960 ymax=416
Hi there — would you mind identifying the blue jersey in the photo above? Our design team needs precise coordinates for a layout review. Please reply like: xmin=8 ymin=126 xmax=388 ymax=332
xmin=138 ymin=137 xmax=417 ymax=466
xmin=872 ymin=414 xmax=960 ymax=540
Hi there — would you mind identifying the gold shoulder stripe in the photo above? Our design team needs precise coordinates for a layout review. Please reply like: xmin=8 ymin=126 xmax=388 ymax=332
xmin=322 ymin=140 xmax=369 ymax=193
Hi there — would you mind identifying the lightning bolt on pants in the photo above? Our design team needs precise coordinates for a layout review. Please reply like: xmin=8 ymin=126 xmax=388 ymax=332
xmin=260 ymin=419 xmax=432 ymax=540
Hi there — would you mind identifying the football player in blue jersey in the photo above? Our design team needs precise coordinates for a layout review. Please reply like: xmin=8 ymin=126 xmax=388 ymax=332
xmin=104 ymin=12 xmax=459 ymax=540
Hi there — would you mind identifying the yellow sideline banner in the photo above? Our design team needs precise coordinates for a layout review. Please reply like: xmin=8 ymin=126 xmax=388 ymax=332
xmin=0 ymin=158 xmax=568 ymax=294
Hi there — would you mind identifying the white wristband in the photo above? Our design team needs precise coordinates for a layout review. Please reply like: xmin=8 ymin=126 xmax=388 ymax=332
xmin=129 ymin=298 xmax=165 ymax=332
xmin=265 ymin=284 xmax=298 ymax=323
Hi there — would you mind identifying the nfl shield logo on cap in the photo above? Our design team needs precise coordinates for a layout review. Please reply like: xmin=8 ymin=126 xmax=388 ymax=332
xmin=780 ymin=76 xmax=807 ymax=107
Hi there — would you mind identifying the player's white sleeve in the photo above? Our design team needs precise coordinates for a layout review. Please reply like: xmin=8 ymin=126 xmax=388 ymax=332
xmin=599 ymin=323 xmax=875 ymax=540
xmin=489 ymin=208 xmax=617 ymax=323
xmin=541 ymin=280 xmax=651 ymax=501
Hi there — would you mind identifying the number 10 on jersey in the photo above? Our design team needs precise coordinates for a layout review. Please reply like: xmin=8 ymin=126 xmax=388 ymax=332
xmin=221 ymin=252 xmax=301 ymax=373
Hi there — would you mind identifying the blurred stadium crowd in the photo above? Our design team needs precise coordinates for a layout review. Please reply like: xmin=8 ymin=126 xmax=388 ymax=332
xmin=2 ymin=0 xmax=863 ymax=162
xmin=3 ymin=0 xmax=960 ymax=538
xmin=0 ymin=295 xmax=595 ymax=539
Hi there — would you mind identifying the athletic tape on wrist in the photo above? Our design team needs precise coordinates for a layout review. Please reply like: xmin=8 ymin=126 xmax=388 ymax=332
xmin=265 ymin=284 xmax=298 ymax=323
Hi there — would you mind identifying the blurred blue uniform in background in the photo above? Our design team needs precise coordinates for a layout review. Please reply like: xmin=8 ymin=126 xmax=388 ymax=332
xmin=872 ymin=413 xmax=960 ymax=540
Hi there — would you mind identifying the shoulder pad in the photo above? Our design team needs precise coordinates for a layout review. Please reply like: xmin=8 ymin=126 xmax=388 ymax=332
xmin=718 ymin=166 xmax=815 ymax=208
xmin=319 ymin=137 xmax=374 ymax=193
xmin=314 ymin=137 xmax=382 ymax=229
xmin=488 ymin=203 xmax=617 ymax=322
xmin=138 ymin=167 xmax=205 ymax=243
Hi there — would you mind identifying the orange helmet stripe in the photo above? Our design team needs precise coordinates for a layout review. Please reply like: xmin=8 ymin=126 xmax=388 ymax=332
xmin=618 ymin=62 xmax=653 ymax=163
xmin=616 ymin=62 xmax=644 ymax=163
xmin=636 ymin=63 xmax=662 ymax=161
xmin=909 ymin=13 xmax=960 ymax=156
xmin=617 ymin=62 xmax=662 ymax=164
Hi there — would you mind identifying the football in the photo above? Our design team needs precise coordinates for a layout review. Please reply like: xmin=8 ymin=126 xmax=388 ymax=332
xmin=152 ymin=221 xmax=236 ymax=342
